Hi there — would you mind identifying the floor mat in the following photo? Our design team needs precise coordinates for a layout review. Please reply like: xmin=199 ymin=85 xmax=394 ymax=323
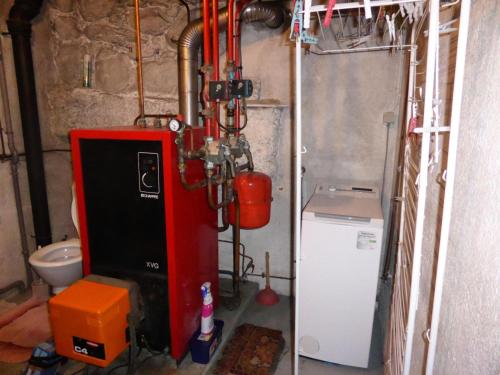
xmin=213 ymin=324 xmax=284 ymax=375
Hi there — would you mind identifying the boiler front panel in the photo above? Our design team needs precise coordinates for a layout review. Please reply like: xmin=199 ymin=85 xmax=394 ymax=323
xmin=80 ymin=139 xmax=167 ymax=276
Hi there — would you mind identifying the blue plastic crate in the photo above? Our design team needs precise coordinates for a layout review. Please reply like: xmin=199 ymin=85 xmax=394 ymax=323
xmin=189 ymin=319 xmax=224 ymax=364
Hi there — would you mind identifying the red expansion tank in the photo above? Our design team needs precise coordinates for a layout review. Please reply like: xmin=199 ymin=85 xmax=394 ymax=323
xmin=229 ymin=171 xmax=272 ymax=229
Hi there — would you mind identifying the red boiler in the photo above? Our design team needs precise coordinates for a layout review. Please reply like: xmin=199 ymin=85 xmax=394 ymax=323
xmin=229 ymin=171 xmax=272 ymax=229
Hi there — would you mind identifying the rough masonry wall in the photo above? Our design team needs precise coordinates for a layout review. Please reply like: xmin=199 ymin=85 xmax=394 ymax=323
xmin=434 ymin=0 xmax=500 ymax=373
xmin=0 ymin=0 xmax=294 ymax=294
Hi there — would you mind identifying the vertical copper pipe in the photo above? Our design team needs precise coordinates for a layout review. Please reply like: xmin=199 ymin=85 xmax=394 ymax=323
xmin=212 ymin=0 xmax=220 ymax=139
xmin=233 ymin=0 xmax=251 ymax=134
xmin=232 ymin=191 xmax=240 ymax=297
xmin=134 ymin=0 xmax=145 ymax=120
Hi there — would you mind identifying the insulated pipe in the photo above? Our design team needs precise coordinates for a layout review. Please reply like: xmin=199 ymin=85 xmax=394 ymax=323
xmin=227 ymin=0 xmax=235 ymax=65
xmin=202 ymin=0 xmax=212 ymax=136
xmin=7 ymin=0 xmax=52 ymax=248
xmin=212 ymin=0 xmax=220 ymax=139
xmin=177 ymin=1 xmax=285 ymax=127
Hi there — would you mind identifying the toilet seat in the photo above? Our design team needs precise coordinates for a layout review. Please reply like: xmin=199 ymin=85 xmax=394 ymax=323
xmin=29 ymin=239 xmax=81 ymax=268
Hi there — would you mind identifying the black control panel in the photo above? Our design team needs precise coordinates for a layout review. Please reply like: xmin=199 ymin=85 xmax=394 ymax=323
xmin=138 ymin=152 xmax=160 ymax=194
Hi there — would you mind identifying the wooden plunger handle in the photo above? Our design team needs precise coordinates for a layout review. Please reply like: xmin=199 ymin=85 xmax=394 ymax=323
xmin=265 ymin=251 xmax=271 ymax=288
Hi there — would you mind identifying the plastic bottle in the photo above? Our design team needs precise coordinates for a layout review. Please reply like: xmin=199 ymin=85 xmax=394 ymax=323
xmin=201 ymin=282 xmax=214 ymax=335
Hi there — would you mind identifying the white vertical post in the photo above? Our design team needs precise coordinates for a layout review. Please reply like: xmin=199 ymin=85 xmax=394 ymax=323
xmin=293 ymin=35 xmax=302 ymax=375
xmin=424 ymin=0 xmax=471 ymax=373
xmin=402 ymin=0 xmax=440 ymax=373
xmin=304 ymin=0 xmax=312 ymax=29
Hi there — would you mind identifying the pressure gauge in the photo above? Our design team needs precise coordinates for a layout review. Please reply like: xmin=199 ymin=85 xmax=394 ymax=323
xmin=168 ymin=118 xmax=182 ymax=132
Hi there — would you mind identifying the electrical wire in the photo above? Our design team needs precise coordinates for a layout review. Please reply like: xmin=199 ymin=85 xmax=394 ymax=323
xmin=177 ymin=0 xmax=190 ymax=24
xmin=105 ymin=340 xmax=164 ymax=375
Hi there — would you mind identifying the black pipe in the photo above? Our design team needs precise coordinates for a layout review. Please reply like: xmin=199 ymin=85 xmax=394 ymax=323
xmin=7 ymin=0 xmax=52 ymax=247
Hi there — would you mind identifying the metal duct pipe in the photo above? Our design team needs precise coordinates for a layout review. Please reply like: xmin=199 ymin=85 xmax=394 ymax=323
xmin=177 ymin=1 xmax=285 ymax=126
xmin=7 ymin=0 xmax=52 ymax=247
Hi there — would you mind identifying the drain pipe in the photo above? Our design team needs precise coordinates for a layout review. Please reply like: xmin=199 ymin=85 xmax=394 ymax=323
xmin=0 ymin=36 xmax=32 ymax=287
xmin=177 ymin=1 xmax=285 ymax=127
xmin=7 ymin=0 xmax=52 ymax=248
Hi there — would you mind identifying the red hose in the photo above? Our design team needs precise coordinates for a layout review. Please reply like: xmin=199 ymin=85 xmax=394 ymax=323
xmin=323 ymin=0 xmax=337 ymax=28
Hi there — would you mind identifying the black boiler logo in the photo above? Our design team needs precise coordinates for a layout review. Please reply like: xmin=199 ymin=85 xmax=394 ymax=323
xmin=138 ymin=152 xmax=160 ymax=198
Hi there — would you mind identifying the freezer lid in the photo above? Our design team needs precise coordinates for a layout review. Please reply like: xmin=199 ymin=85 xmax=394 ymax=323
xmin=303 ymin=193 xmax=383 ymax=222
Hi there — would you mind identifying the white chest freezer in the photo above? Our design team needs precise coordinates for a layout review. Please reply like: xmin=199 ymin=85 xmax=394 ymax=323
xmin=298 ymin=184 xmax=384 ymax=368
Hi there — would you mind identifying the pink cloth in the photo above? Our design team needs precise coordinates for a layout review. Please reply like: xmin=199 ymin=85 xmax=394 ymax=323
xmin=0 ymin=297 xmax=51 ymax=364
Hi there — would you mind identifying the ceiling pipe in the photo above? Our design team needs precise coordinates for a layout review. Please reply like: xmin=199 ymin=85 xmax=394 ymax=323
xmin=177 ymin=1 xmax=285 ymax=127
xmin=7 ymin=0 xmax=52 ymax=248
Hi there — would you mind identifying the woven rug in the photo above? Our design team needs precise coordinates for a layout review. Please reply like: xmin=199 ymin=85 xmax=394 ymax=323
xmin=213 ymin=324 xmax=284 ymax=375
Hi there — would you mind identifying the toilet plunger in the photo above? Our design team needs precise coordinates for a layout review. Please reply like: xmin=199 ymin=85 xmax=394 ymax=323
xmin=256 ymin=252 xmax=279 ymax=306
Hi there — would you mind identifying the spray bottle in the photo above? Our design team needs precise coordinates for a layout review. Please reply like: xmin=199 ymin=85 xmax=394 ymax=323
xmin=201 ymin=282 xmax=214 ymax=335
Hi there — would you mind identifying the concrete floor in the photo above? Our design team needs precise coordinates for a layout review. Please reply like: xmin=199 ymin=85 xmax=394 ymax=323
xmin=237 ymin=294 xmax=384 ymax=375
xmin=0 ymin=279 xmax=384 ymax=375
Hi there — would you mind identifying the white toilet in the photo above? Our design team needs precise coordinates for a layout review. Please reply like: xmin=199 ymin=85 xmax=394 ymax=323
xmin=29 ymin=186 xmax=82 ymax=294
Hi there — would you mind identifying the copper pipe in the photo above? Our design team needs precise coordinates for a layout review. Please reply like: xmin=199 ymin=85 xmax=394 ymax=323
xmin=232 ymin=191 xmax=241 ymax=298
xmin=219 ymin=181 xmax=230 ymax=232
xmin=176 ymin=134 xmax=207 ymax=190
xmin=233 ymin=0 xmax=251 ymax=133
xmin=207 ymin=170 xmax=231 ymax=210
xmin=134 ymin=0 xmax=145 ymax=120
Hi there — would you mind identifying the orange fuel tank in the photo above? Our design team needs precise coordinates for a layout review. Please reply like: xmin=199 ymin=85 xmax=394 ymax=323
xmin=229 ymin=171 xmax=272 ymax=229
